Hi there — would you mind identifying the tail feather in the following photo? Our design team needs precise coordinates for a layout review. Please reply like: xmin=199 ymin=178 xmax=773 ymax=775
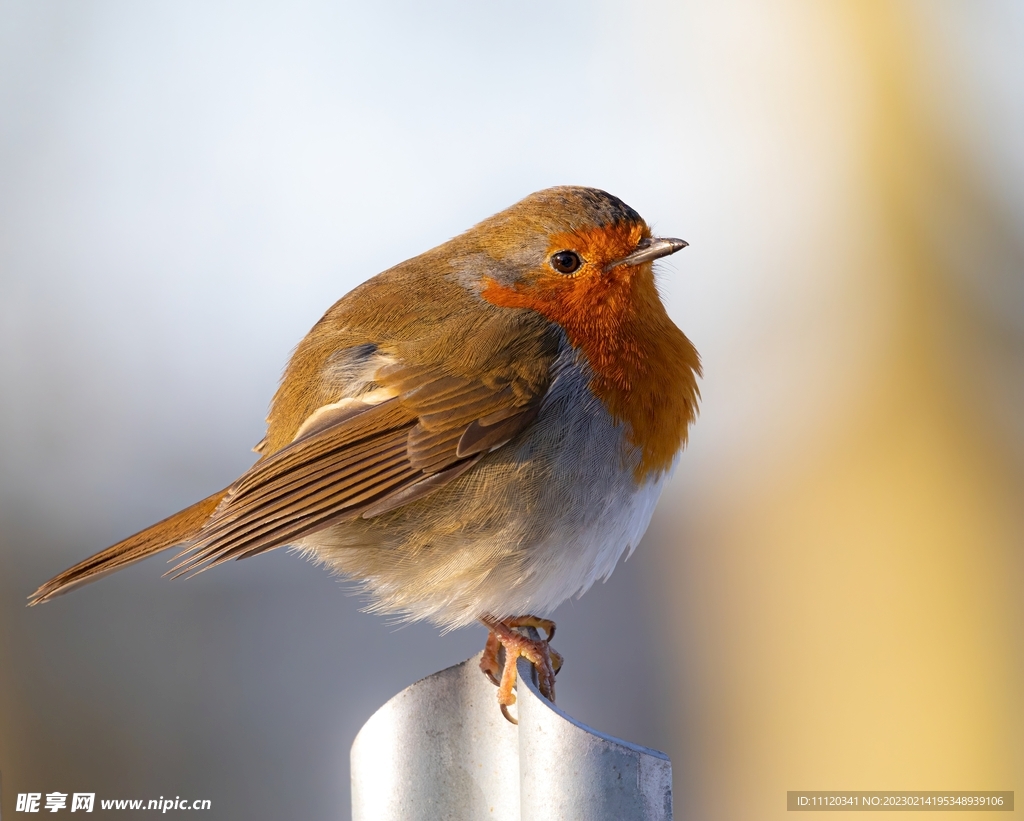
xmin=28 ymin=489 xmax=228 ymax=605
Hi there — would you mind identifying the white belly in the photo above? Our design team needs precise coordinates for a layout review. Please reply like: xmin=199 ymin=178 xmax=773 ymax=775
xmin=301 ymin=352 xmax=677 ymax=629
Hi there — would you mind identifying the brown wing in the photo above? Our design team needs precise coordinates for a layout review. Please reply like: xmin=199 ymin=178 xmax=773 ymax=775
xmin=170 ymin=363 xmax=548 ymax=577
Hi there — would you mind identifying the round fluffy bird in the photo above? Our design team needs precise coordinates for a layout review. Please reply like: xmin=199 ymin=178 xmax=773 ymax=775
xmin=30 ymin=186 xmax=701 ymax=714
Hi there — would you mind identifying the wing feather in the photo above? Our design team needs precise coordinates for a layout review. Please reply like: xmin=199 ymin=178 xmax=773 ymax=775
xmin=457 ymin=404 xmax=542 ymax=458
xmin=171 ymin=327 xmax=559 ymax=577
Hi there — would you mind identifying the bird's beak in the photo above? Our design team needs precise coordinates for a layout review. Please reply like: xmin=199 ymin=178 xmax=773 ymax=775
xmin=604 ymin=236 xmax=688 ymax=271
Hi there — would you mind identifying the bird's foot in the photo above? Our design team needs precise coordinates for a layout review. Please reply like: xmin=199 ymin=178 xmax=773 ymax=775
xmin=479 ymin=615 xmax=563 ymax=724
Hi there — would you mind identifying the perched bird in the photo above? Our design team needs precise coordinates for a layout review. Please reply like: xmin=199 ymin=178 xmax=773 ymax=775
xmin=29 ymin=186 xmax=700 ymax=718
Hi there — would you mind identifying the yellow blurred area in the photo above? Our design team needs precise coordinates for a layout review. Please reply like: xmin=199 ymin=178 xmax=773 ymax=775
xmin=656 ymin=3 xmax=1023 ymax=817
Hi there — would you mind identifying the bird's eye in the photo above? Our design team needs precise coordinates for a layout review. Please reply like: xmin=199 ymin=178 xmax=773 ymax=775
xmin=550 ymin=250 xmax=582 ymax=275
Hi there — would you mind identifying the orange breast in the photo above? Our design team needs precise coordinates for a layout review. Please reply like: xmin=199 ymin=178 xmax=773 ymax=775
xmin=481 ymin=229 xmax=700 ymax=481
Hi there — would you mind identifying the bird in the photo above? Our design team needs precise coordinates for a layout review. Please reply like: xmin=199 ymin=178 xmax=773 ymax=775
xmin=29 ymin=186 xmax=701 ymax=719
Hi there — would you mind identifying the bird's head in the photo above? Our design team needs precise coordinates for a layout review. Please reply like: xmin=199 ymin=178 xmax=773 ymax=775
xmin=449 ymin=186 xmax=700 ymax=480
xmin=452 ymin=187 xmax=687 ymax=323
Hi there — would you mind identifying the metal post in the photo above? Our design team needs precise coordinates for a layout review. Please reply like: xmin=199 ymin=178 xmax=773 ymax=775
xmin=351 ymin=654 xmax=673 ymax=820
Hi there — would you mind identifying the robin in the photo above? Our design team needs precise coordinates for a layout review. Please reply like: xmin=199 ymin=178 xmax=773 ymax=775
xmin=29 ymin=186 xmax=701 ymax=719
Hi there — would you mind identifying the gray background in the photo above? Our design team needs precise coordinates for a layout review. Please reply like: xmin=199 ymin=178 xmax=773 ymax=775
xmin=2 ymin=2 xmax=1023 ymax=819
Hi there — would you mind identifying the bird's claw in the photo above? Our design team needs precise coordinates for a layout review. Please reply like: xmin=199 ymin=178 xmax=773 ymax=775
xmin=480 ymin=629 xmax=503 ymax=687
xmin=479 ymin=615 xmax=562 ymax=724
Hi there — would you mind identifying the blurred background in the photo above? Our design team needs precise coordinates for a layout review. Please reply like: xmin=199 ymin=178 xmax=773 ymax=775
xmin=2 ymin=1 xmax=1022 ymax=818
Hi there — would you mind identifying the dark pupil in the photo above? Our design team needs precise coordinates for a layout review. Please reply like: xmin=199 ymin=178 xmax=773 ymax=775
xmin=552 ymin=251 xmax=580 ymax=274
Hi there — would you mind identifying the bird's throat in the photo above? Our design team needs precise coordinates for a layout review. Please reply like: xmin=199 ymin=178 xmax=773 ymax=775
xmin=480 ymin=267 xmax=700 ymax=480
